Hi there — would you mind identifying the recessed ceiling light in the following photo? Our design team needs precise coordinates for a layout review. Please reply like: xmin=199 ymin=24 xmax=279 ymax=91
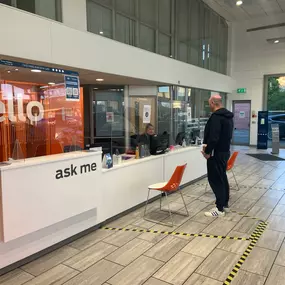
xmin=274 ymin=40 xmax=280 ymax=44
xmin=15 ymin=69 xmax=19 ymax=71
xmin=7 ymin=71 xmax=11 ymax=73
xmin=236 ymin=0 xmax=243 ymax=6
xmin=31 ymin=69 xmax=41 ymax=73
xmin=93 ymin=88 xmax=99 ymax=90
xmin=96 ymin=78 xmax=104 ymax=82
xmin=99 ymin=31 xmax=104 ymax=35
xmin=48 ymin=82 xmax=56 ymax=85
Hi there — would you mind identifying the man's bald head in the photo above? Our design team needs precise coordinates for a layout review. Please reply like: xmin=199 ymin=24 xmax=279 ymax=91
xmin=208 ymin=94 xmax=223 ymax=112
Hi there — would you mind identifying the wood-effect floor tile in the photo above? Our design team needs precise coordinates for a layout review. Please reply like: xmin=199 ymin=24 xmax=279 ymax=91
xmin=0 ymin=269 xmax=34 ymax=285
xmin=108 ymin=256 xmax=163 ymax=285
xmin=275 ymin=241 xmax=285 ymax=266
xmin=257 ymin=229 xmax=285 ymax=251
xmin=63 ymin=259 xmax=123 ymax=285
xmin=143 ymin=277 xmax=171 ymax=285
xmin=265 ymin=265 xmax=285 ymax=285
xmin=231 ymin=270 xmax=266 ymax=285
xmin=21 ymin=246 xmax=79 ymax=276
xmin=184 ymin=273 xmax=222 ymax=285
xmin=63 ymin=242 xmax=117 ymax=271
xmin=154 ymin=252 xmax=204 ymax=285
xmin=203 ymin=219 xmax=237 ymax=236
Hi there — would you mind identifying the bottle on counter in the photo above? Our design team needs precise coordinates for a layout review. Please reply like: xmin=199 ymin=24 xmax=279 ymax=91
xmin=115 ymin=149 xmax=122 ymax=164
xmin=135 ymin=146 xmax=140 ymax=159
xmin=140 ymin=145 xmax=145 ymax=158
xmin=182 ymin=139 xmax=187 ymax=148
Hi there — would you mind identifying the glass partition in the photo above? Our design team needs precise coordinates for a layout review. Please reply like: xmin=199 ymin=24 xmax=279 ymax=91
xmin=0 ymin=60 xmax=83 ymax=162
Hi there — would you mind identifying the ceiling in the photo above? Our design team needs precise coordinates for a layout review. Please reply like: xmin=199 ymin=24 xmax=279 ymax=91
xmin=0 ymin=55 xmax=162 ymax=87
xmin=204 ymin=0 xmax=285 ymax=22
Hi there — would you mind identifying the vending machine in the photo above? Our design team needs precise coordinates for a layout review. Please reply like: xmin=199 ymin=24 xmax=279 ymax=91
xmin=257 ymin=111 xmax=268 ymax=149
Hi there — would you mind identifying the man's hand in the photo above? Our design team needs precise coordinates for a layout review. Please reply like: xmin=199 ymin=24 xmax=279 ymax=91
xmin=201 ymin=150 xmax=211 ymax=159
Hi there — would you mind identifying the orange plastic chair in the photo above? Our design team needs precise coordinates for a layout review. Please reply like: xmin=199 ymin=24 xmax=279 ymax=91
xmin=205 ymin=151 xmax=240 ymax=192
xmin=144 ymin=164 xmax=189 ymax=226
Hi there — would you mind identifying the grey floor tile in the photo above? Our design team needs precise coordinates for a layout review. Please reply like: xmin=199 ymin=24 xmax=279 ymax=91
xmin=196 ymin=249 xmax=240 ymax=282
xmin=233 ymin=218 xmax=260 ymax=235
xmin=242 ymin=247 xmax=277 ymax=276
xmin=268 ymin=215 xmax=285 ymax=232
xmin=144 ymin=236 xmax=188 ymax=262
xmin=138 ymin=224 xmax=173 ymax=244
xmin=0 ymin=269 xmax=34 ymax=285
xmin=217 ymin=231 xmax=250 ymax=254
xmin=203 ymin=219 xmax=237 ymax=236
xmin=21 ymin=246 xmax=80 ymax=276
xmin=257 ymin=229 xmax=285 ymax=251
xmin=143 ymin=278 xmax=171 ymax=285
xmin=190 ymin=210 xmax=218 ymax=225
xmin=63 ymin=259 xmax=122 ymax=285
xmin=103 ymin=226 xmax=142 ymax=247
xmin=182 ymin=237 xmax=221 ymax=258
xmin=69 ymin=229 xmax=115 ymax=250
xmin=154 ymin=252 xmax=204 ymax=285
xmin=160 ymin=211 xmax=192 ymax=227
xmin=247 ymin=206 xmax=273 ymax=221
xmin=272 ymin=205 xmax=285 ymax=217
xmin=278 ymin=195 xmax=285 ymax=205
xmin=265 ymin=265 xmax=285 ymax=285
xmin=263 ymin=190 xmax=285 ymax=199
xmin=275 ymin=241 xmax=285 ymax=266
xmin=108 ymin=256 xmax=163 ymax=285
xmin=63 ymin=242 xmax=117 ymax=271
xmin=255 ymin=197 xmax=280 ymax=209
xmin=22 ymin=264 xmax=78 ymax=285
xmin=231 ymin=198 xmax=256 ymax=212
xmin=186 ymin=200 xmax=209 ymax=216
xmin=175 ymin=220 xmax=208 ymax=240
xmin=231 ymin=270 xmax=266 ymax=285
xmin=242 ymin=187 xmax=268 ymax=201
xmin=131 ymin=218 xmax=157 ymax=229
xmin=106 ymin=238 xmax=153 ymax=266
xmin=184 ymin=273 xmax=222 ymax=285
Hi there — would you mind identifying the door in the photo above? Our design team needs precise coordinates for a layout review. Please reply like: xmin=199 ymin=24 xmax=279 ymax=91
xmin=232 ymin=101 xmax=251 ymax=145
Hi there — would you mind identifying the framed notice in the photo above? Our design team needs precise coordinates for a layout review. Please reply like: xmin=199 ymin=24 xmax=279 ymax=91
xmin=143 ymin=105 xmax=151 ymax=123
xmin=65 ymin=75 xmax=80 ymax=101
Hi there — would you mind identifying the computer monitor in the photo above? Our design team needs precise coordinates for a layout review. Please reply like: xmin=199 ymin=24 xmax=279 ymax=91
xmin=150 ymin=134 xmax=169 ymax=155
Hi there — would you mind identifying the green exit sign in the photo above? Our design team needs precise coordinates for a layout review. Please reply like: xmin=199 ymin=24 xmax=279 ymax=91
xmin=237 ymin=88 xmax=247 ymax=94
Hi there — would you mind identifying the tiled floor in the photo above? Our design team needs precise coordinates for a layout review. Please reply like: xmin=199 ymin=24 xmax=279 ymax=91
xmin=2 ymin=146 xmax=285 ymax=285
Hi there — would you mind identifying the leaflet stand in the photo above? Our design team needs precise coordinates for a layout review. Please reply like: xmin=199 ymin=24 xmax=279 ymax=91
xmin=271 ymin=124 xmax=280 ymax=155
xmin=11 ymin=139 xmax=25 ymax=161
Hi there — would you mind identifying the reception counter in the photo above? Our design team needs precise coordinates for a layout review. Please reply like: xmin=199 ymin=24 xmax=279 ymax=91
xmin=0 ymin=146 xmax=206 ymax=270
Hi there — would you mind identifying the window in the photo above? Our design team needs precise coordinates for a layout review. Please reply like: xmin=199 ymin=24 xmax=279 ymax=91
xmin=139 ymin=0 xmax=156 ymax=27
xmin=116 ymin=14 xmax=135 ymax=46
xmin=116 ymin=0 xmax=135 ymax=17
xmin=87 ymin=1 xmax=112 ymax=38
xmin=159 ymin=0 xmax=171 ymax=34
xmin=0 ymin=0 xmax=62 ymax=21
xmin=158 ymin=86 xmax=171 ymax=135
xmin=158 ymin=33 xmax=171 ymax=57
xmin=139 ymin=24 xmax=155 ymax=52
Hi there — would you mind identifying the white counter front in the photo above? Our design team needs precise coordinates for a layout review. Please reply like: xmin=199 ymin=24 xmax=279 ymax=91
xmin=0 ymin=146 xmax=206 ymax=270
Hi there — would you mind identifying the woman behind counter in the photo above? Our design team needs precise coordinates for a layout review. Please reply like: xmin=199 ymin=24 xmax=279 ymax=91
xmin=137 ymin=123 xmax=155 ymax=147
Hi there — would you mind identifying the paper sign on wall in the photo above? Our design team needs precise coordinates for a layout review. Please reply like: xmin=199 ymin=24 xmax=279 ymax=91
xmin=187 ymin=107 xmax=192 ymax=122
xmin=239 ymin=111 xmax=245 ymax=118
xmin=143 ymin=105 xmax=151 ymax=123
xmin=106 ymin=112 xmax=114 ymax=123
xmin=65 ymin=75 xmax=80 ymax=101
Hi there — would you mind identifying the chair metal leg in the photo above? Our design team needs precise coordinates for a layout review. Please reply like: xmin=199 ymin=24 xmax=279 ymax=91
xmin=232 ymin=170 xmax=240 ymax=191
xmin=179 ymin=189 xmax=190 ymax=217
xmin=164 ymin=192 xmax=174 ymax=227
xmin=160 ymin=191 xmax=163 ymax=211
xmin=144 ymin=188 xmax=151 ymax=218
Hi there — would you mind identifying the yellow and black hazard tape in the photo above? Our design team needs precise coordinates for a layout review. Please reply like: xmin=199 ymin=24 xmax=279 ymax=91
xmin=223 ymin=221 xmax=268 ymax=285
xmin=101 ymin=226 xmax=250 ymax=241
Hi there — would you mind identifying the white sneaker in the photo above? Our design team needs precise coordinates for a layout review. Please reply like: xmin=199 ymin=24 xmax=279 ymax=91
xmin=224 ymin=207 xmax=230 ymax=213
xmin=205 ymin=207 xmax=225 ymax=217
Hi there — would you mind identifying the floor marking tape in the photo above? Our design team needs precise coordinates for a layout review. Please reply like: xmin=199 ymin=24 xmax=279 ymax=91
xmin=223 ymin=221 xmax=268 ymax=285
xmin=101 ymin=226 xmax=250 ymax=241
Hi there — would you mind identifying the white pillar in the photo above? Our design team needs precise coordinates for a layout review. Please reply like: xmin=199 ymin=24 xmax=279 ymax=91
xmin=61 ymin=0 xmax=87 ymax=31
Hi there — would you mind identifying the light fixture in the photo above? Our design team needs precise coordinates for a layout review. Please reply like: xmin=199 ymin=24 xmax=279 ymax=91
xmin=274 ymin=40 xmax=280 ymax=44
xmin=99 ymin=31 xmax=104 ymax=35
xmin=236 ymin=0 xmax=243 ymax=6
xmin=7 ymin=71 xmax=11 ymax=73
xmin=48 ymin=82 xmax=56 ymax=85
xmin=31 ymin=69 xmax=41 ymax=73
xmin=15 ymin=69 xmax=19 ymax=71
xmin=96 ymin=78 xmax=104 ymax=82
xmin=93 ymin=88 xmax=99 ymax=90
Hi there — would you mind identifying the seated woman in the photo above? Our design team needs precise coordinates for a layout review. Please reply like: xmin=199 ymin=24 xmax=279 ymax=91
xmin=137 ymin=123 xmax=155 ymax=148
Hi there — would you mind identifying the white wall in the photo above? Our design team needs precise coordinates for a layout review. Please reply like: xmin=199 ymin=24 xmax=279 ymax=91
xmin=0 ymin=4 xmax=234 ymax=94
xmin=229 ymin=14 xmax=285 ymax=145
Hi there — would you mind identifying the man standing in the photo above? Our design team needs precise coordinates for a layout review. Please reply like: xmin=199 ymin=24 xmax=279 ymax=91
xmin=202 ymin=95 xmax=234 ymax=217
